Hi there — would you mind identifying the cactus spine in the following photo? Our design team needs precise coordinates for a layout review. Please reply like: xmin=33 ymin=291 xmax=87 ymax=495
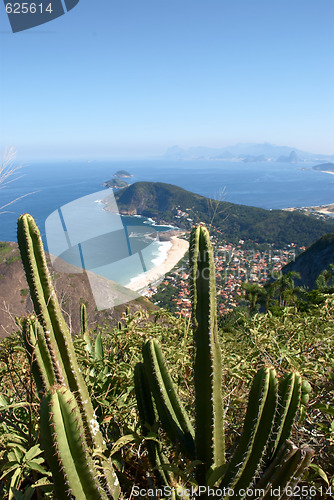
xmin=135 ymin=225 xmax=313 ymax=499
xmin=17 ymin=214 xmax=120 ymax=499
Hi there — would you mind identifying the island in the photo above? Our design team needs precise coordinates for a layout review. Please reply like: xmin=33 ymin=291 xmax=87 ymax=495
xmin=103 ymin=178 xmax=130 ymax=189
xmin=113 ymin=170 xmax=133 ymax=178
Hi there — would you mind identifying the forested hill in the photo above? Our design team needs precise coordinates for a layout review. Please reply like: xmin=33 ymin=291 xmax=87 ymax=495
xmin=282 ymin=232 xmax=334 ymax=289
xmin=105 ymin=181 xmax=334 ymax=247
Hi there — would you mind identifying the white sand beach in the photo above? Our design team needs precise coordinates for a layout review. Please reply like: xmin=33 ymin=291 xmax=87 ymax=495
xmin=126 ymin=236 xmax=189 ymax=291
xmin=321 ymin=170 xmax=334 ymax=175
xmin=307 ymin=203 xmax=334 ymax=215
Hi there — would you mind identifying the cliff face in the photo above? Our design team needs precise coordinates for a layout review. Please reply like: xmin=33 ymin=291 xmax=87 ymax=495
xmin=282 ymin=233 xmax=334 ymax=289
xmin=0 ymin=242 xmax=156 ymax=338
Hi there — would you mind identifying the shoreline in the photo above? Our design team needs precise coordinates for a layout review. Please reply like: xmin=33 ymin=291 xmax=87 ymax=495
xmin=283 ymin=201 xmax=334 ymax=216
xmin=317 ymin=170 xmax=334 ymax=176
xmin=125 ymin=235 xmax=189 ymax=292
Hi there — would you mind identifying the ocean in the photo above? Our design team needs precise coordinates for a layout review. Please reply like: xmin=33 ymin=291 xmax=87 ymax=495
xmin=1 ymin=159 xmax=333 ymax=289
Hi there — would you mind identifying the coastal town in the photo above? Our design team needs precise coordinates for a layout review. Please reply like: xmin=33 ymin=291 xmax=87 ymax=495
xmin=140 ymin=226 xmax=306 ymax=317
xmin=128 ymin=199 xmax=334 ymax=316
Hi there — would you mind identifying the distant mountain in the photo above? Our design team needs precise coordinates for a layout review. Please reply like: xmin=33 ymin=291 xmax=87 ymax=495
xmin=104 ymin=182 xmax=334 ymax=247
xmin=277 ymin=151 xmax=301 ymax=163
xmin=282 ymin=233 xmax=334 ymax=289
xmin=163 ymin=143 xmax=334 ymax=163
xmin=243 ymin=155 xmax=268 ymax=163
xmin=312 ymin=162 xmax=334 ymax=173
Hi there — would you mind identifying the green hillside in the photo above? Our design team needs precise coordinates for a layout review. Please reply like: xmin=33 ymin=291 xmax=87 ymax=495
xmin=107 ymin=181 xmax=334 ymax=246
xmin=283 ymin=232 xmax=334 ymax=289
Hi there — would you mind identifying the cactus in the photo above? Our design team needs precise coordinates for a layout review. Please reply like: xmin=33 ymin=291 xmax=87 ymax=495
xmin=22 ymin=314 xmax=57 ymax=395
xmin=40 ymin=385 xmax=113 ymax=500
xmin=17 ymin=214 xmax=120 ymax=499
xmin=134 ymin=362 xmax=171 ymax=486
xmin=141 ymin=338 xmax=195 ymax=457
xmin=80 ymin=302 xmax=88 ymax=336
xmin=264 ymin=371 xmax=302 ymax=463
xmin=218 ymin=367 xmax=278 ymax=493
xmin=189 ymin=225 xmax=225 ymax=482
xmin=135 ymin=225 xmax=313 ymax=499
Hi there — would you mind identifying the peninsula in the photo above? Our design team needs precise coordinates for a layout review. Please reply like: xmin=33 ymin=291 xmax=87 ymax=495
xmin=103 ymin=181 xmax=334 ymax=247
xmin=312 ymin=162 xmax=334 ymax=174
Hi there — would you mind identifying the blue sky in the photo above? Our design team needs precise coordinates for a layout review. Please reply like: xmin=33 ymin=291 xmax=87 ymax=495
xmin=0 ymin=0 xmax=333 ymax=160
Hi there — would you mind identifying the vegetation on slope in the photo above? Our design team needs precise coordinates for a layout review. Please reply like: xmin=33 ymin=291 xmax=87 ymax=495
xmin=0 ymin=298 xmax=333 ymax=497
xmin=109 ymin=182 xmax=334 ymax=246
xmin=282 ymin=232 xmax=334 ymax=289
xmin=0 ymin=217 xmax=333 ymax=498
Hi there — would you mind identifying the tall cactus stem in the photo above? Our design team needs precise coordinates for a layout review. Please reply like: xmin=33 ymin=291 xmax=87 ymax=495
xmin=135 ymin=225 xmax=313 ymax=498
xmin=134 ymin=362 xmax=171 ymax=485
xmin=17 ymin=214 xmax=120 ymax=498
xmin=22 ymin=315 xmax=57 ymax=393
xmin=142 ymin=339 xmax=195 ymax=457
xmin=17 ymin=215 xmax=98 ymax=447
xmin=40 ymin=385 xmax=110 ymax=500
xmin=80 ymin=303 xmax=88 ymax=335
xmin=189 ymin=225 xmax=225 ymax=480
xmin=264 ymin=372 xmax=301 ymax=464
xmin=220 ymin=367 xmax=277 ymax=494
